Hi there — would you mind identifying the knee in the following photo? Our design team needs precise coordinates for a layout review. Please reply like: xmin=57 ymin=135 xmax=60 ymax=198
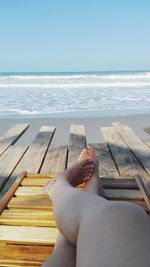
xmin=104 ymin=201 xmax=148 ymax=227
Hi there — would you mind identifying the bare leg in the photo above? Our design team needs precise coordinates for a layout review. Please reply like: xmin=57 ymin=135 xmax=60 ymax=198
xmin=42 ymin=233 xmax=76 ymax=267
xmin=44 ymin=148 xmax=150 ymax=267
xmin=43 ymin=157 xmax=94 ymax=267
xmin=80 ymin=146 xmax=104 ymax=196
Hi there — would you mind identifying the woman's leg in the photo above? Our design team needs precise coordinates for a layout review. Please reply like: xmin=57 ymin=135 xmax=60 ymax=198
xmin=42 ymin=233 xmax=76 ymax=267
xmin=42 ymin=156 xmax=95 ymax=267
xmin=44 ymin=147 xmax=150 ymax=267
xmin=44 ymin=155 xmax=106 ymax=245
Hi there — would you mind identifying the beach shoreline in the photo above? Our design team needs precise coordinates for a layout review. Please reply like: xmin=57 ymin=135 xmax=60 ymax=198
xmin=0 ymin=113 xmax=150 ymax=146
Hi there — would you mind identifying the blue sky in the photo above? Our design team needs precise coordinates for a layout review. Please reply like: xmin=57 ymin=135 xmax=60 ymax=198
xmin=0 ymin=0 xmax=150 ymax=72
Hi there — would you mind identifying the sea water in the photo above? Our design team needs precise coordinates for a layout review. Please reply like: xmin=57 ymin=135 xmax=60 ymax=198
xmin=0 ymin=71 xmax=150 ymax=118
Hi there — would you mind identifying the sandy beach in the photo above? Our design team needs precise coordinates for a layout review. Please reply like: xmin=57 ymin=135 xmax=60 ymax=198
xmin=0 ymin=113 xmax=150 ymax=146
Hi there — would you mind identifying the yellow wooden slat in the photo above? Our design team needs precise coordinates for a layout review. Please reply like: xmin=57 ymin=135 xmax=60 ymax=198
xmin=8 ymin=196 xmax=52 ymax=210
xmin=15 ymin=187 xmax=44 ymax=196
xmin=0 ymin=225 xmax=58 ymax=245
xmin=0 ymin=209 xmax=56 ymax=227
xmin=22 ymin=178 xmax=50 ymax=186
xmin=0 ymin=243 xmax=53 ymax=261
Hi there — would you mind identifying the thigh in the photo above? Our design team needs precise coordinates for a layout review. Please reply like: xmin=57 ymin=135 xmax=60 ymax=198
xmin=76 ymin=201 xmax=150 ymax=267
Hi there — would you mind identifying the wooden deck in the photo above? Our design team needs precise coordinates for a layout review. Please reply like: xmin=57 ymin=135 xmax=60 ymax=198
xmin=0 ymin=122 xmax=150 ymax=266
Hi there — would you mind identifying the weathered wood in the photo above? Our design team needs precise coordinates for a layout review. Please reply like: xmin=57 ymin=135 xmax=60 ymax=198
xmin=113 ymin=122 xmax=150 ymax=176
xmin=134 ymin=174 xmax=150 ymax=212
xmin=0 ymin=126 xmax=55 ymax=202
xmin=40 ymin=146 xmax=67 ymax=174
xmin=14 ymin=126 xmax=56 ymax=174
xmin=101 ymin=177 xmax=138 ymax=189
xmin=0 ymin=172 xmax=27 ymax=215
xmin=90 ymin=143 xmax=119 ymax=177
xmin=104 ymin=189 xmax=143 ymax=200
xmin=0 ymin=145 xmax=28 ymax=191
xmin=0 ymin=123 xmax=29 ymax=156
xmin=67 ymin=124 xmax=87 ymax=167
xmin=101 ymin=127 xmax=147 ymax=177
xmin=8 ymin=196 xmax=52 ymax=210
xmin=0 ymin=225 xmax=58 ymax=245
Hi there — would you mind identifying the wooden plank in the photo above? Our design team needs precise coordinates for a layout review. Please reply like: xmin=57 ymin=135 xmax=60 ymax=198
xmin=0 ymin=243 xmax=53 ymax=261
xmin=0 ymin=123 xmax=29 ymax=156
xmin=15 ymin=187 xmax=44 ymax=197
xmin=0 ymin=225 xmax=58 ymax=245
xmin=104 ymin=189 xmax=143 ymax=200
xmin=0 ymin=172 xmax=27 ymax=214
xmin=1 ymin=209 xmax=53 ymax=216
xmin=40 ymin=146 xmax=67 ymax=174
xmin=0 ymin=259 xmax=43 ymax=266
xmin=134 ymin=174 xmax=150 ymax=212
xmin=22 ymin=177 xmax=50 ymax=186
xmin=112 ymin=123 xmax=150 ymax=203
xmin=113 ymin=122 xmax=150 ymax=176
xmin=67 ymin=124 xmax=87 ymax=167
xmin=90 ymin=143 xmax=119 ymax=177
xmin=8 ymin=196 xmax=52 ymax=210
xmin=101 ymin=177 xmax=138 ymax=189
xmin=101 ymin=127 xmax=147 ymax=177
xmin=14 ymin=126 xmax=56 ymax=174
xmin=0 ymin=145 xmax=28 ymax=191
xmin=0 ymin=217 xmax=56 ymax=227
xmin=0 ymin=126 xmax=55 ymax=202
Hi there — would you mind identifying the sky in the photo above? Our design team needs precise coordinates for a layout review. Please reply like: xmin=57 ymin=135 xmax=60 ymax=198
xmin=0 ymin=0 xmax=150 ymax=72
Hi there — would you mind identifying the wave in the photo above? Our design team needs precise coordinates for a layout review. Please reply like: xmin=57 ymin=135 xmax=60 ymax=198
xmin=0 ymin=82 xmax=150 ymax=89
xmin=0 ymin=72 xmax=150 ymax=82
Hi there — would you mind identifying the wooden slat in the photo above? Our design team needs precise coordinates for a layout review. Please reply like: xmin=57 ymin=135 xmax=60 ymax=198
xmin=14 ymin=126 xmax=56 ymax=174
xmin=134 ymin=174 xmax=150 ymax=212
xmin=0 ymin=172 xmax=27 ymax=214
xmin=8 ymin=196 xmax=52 ymax=210
xmin=0 ymin=259 xmax=43 ymax=266
xmin=1 ymin=209 xmax=53 ymax=217
xmin=0 ymin=217 xmax=56 ymax=227
xmin=22 ymin=177 xmax=50 ymax=186
xmin=0 ymin=243 xmax=53 ymax=261
xmin=67 ymin=124 xmax=87 ymax=167
xmin=0 ymin=126 xmax=55 ymax=202
xmin=15 ymin=187 xmax=44 ymax=197
xmin=0 ymin=123 xmax=29 ymax=156
xmin=101 ymin=177 xmax=138 ymax=189
xmin=0 ymin=225 xmax=58 ymax=245
xmin=0 ymin=145 xmax=28 ymax=191
xmin=112 ymin=123 xmax=150 ymax=205
xmin=104 ymin=189 xmax=143 ymax=200
xmin=101 ymin=127 xmax=147 ymax=177
xmin=113 ymin=122 xmax=150 ymax=176
xmin=40 ymin=146 xmax=67 ymax=174
xmin=90 ymin=143 xmax=119 ymax=177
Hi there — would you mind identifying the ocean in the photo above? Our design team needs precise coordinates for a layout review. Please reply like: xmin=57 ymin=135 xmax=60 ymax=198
xmin=0 ymin=71 xmax=150 ymax=118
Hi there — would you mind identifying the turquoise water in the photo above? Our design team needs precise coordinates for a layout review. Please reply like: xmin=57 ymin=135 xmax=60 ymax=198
xmin=0 ymin=70 xmax=150 ymax=118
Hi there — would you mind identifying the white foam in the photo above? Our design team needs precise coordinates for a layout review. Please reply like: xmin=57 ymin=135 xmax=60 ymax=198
xmin=0 ymin=81 xmax=150 ymax=89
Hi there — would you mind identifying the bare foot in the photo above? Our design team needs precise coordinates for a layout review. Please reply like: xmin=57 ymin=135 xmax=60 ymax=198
xmin=43 ymin=158 xmax=94 ymax=195
xmin=79 ymin=146 xmax=99 ymax=177
xmin=79 ymin=146 xmax=104 ymax=196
